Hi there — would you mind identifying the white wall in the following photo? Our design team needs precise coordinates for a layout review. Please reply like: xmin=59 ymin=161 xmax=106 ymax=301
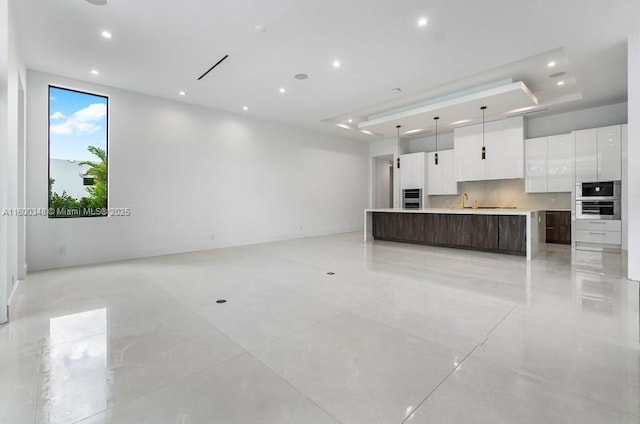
xmin=404 ymin=132 xmax=454 ymax=154
xmin=0 ymin=0 xmax=26 ymax=323
xmin=26 ymin=71 xmax=369 ymax=271
xmin=628 ymin=35 xmax=639 ymax=281
xmin=526 ymin=102 xmax=627 ymax=139
xmin=0 ymin=0 xmax=7 ymax=323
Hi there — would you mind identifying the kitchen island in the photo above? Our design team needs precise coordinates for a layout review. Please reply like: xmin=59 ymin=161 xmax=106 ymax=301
xmin=364 ymin=208 xmax=543 ymax=260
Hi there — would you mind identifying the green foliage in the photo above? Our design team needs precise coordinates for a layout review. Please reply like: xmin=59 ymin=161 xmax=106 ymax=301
xmin=49 ymin=146 xmax=108 ymax=218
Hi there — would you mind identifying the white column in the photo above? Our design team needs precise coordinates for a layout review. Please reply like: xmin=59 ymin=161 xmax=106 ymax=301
xmin=0 ymin=0 xmax=9 ymax=323
xmin=628 ymin=34 xmax=640 ymax=281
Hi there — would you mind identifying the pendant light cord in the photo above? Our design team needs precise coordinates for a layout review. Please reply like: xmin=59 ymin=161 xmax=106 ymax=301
xmin=481 ymin=106 xmax=487 ymax=160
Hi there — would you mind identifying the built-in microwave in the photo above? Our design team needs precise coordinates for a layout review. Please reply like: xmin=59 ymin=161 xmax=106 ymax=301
xmin=576 ymin=181 xmax=621 ymax=200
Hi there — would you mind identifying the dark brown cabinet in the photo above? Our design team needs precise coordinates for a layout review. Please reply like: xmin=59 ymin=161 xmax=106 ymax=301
xmin=498 ymin=215 xmax=527 ymax=253
xmin=372 ymin=212 xmax=525 ymax=256
xmin=546 ymin=211 xmax=571 ymax=244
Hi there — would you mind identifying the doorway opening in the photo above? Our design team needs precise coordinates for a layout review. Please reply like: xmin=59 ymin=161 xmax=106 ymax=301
xmin=373 ymin=154 xmax=394 ymax=208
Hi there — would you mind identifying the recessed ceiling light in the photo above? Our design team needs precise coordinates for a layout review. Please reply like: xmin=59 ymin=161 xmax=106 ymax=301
xmin=101 ymin=30 xmax=112 ymax=39
xmin=404 ymin=129 xmax=424 ymax=135
xmin=85 ymin=0 xmax=107 ymax=5
xmin=254 ymin=25 xmax=266 ymax=32
xmin=360 ymin=130 xmax=374 ymax=135
xmin=449 ymin=119 xmax=471 ymax=126
xmin=179 ymin=91 xmax=186 ymax=96
xmin=547 ymin=61 xmax=556 ymax=68
xmin=294 ymin=73 xmax=308 ymax=80
xmin=348 ymin=118 xmax=353 ymax=123
xmin=391 ymin=87 xmax=402 ymax=94
xmin=243 ymin=106 xmax=249 ymax=111
xmin=279 ymin=87 xmax=286 ymax=93
xmin=332 ymin=60 xmax=341 ymax=68
xmin=557 ymin=80 xmax=565 ymax=86
xmin=418 ymin=17 xmax=428 ymax=27
xmin=336 ymin=123 xmax=351 ymax=130
xmin=90 ymin=69 xmax=100 ymax=75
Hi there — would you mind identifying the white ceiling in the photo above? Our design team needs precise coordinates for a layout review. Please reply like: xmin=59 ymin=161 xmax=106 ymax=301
xmin=14 ymin=0 xmax=640 ymax=141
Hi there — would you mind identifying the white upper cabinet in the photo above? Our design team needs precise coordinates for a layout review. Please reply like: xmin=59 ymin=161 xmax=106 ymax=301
xmin=525 ymin=133 xmax=573 ymax=193
xmin=547 ymin=133 xmax=573 ymax=192
xmin=597 ymin=125 xmax=621 ymax=181
xmin=525 ymin=137 xmax=547 ymax=192
xmin=454 ymin=123 xmax=484 ymax=182
xmin=574 ymin=125 xmax=621 ymax=183
xmin=399 ymin=152 xmax=427 ymax=190
xmin=574 ymin=128 xmax=598 ymax=182
xmin=427 ymin=149 xmax=458 ymax=195
xmin=454 ymin=116 xmax=524 ymax=182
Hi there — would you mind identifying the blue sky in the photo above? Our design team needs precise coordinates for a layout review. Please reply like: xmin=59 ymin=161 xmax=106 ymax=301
xmin=49 ymin=86 xmax=108 ymax=161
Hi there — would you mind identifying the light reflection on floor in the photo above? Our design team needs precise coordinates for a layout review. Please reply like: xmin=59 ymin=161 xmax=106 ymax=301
xmin=42 ymin=309 xmax=108 ymax=423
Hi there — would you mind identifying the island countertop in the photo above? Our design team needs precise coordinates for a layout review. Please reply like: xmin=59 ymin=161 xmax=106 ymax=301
xmin=364 ymin=208 xmax=544 ymax=260
xmin=365 ymin=207 xmax=540 ymax=216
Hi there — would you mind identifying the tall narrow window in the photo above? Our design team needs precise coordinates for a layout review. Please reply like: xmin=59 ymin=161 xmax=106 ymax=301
xmin=48 ymin=86 xmax=108 ymax=218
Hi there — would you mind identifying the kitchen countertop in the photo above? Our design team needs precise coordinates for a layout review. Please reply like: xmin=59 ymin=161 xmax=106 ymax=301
xmin=365 ymin=208 xmax=540 ymax=216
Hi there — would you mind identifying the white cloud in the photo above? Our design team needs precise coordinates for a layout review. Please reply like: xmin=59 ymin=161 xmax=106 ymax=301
xmin=50 ymin=103 xmax=107 ymax=135
xmin=50 ymin=111 xmax=66 ymax=120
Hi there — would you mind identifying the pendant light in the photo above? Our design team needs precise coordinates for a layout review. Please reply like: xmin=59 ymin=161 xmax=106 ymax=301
xmin=480 ymin=106 xmax=487 ymax=160
xmin=396 ymin=125 xmax=401 ymax=168
xmin=433 ymin=116 xmax=440 ymax=165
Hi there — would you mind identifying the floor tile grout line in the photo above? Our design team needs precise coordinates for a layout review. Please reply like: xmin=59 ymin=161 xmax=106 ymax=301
xmin=245 ymin=350 xmax=346 ymax=424
xmin=400 ymin=303 xmax=519 ymax=424
xmin=69 ymin=349 xmax=252 ymax=424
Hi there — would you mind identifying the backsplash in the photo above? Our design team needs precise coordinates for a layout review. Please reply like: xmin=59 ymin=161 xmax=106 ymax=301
xmin=428 ymin=179 xmax=571 ymax=210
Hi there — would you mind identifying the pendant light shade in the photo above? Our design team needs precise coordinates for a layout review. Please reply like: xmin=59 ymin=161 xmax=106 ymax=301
xmin=434 ymin=116 xmax=440 ymax=165
xmin=481 ymin=106 xmax=487 ymax=160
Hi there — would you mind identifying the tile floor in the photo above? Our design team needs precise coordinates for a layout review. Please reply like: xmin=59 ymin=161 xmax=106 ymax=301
xmin=0 ymin=232 xmax=638 ymax=424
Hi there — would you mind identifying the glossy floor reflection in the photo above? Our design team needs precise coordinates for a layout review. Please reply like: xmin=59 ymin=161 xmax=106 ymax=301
xmin=1 ymin=233 xmax=638 ymax=423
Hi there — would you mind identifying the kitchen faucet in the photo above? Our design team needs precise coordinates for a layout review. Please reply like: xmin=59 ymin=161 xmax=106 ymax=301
xmin=460 ymin=192 xmax=469 ymax=209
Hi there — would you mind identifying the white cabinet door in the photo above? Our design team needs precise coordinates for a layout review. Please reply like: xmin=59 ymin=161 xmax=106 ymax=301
xmin=427 ymin=150 xmax=458 ymax=195
xmin=454 ymin=116 xmax=523 ymax=182
xmin=439 ymin=150 xmax=459 ymax=194
xmin=574 ymin=129 xmax=597 ymax=182
xmin=484 ymin=119 xmax=506 ymax=180
xmin=547 ymin=133 xmax=573 ymax=192
xmin=400 ymin=152 xmax=426 ymax=189
xmin=400 ymin=153 xmax=415 ymax=189
xmin=497 ymin=116 xmax=525 ymax=180
xmin=525 ymin=137 xmax=547 ymax=192
xmin=454 ymin=123 xmax=484 ymax=181
xmin=597 ymin=125 xmax=621 ymax=181
xmin=427 ymin=152 xmax=441 ymax=194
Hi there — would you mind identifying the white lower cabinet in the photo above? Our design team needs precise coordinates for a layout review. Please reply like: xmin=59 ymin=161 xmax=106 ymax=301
xmin=427 ymin=150 xmax=458 ymax=195
xmin=574 ymin=220 xmax=621 ymax=246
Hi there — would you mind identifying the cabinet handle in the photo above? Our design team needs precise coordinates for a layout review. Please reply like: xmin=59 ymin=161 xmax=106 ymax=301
xmin=588 ymin=232 xmax=606 ymax=236
xmin=588 ymin=221 xmax=606 ymax=224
